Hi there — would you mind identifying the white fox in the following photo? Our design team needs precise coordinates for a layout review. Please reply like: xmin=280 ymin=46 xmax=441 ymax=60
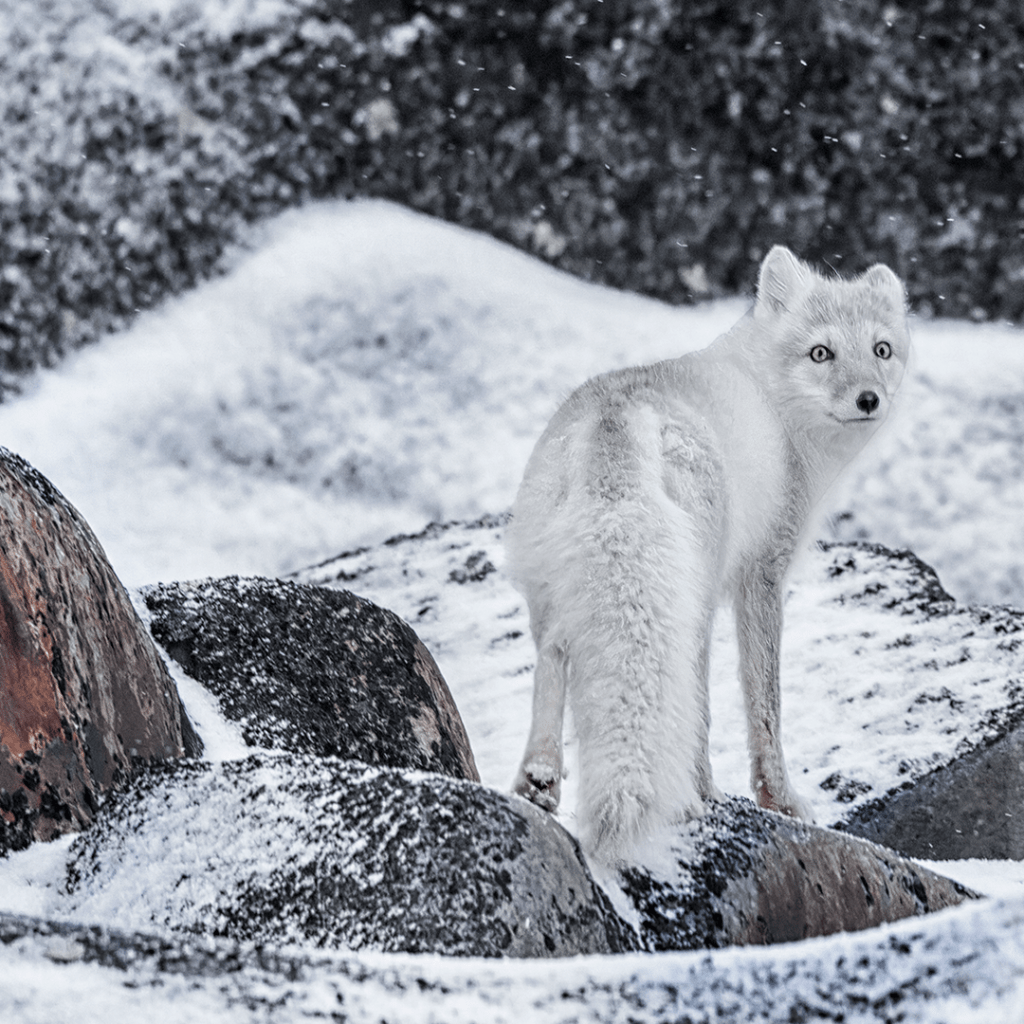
xmin=507 ymin=246 xmax=910 ymax=862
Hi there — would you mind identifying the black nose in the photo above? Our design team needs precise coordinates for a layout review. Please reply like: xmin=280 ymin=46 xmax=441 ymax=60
xmin=856 ymin=391 xmax=879 ymax=415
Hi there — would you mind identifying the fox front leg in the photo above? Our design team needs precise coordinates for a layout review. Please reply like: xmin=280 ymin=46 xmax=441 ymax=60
xmin=735 ymin=563 xmax=815 ymax=822
xmin=512 ymin=642 xmax=568 ymax=812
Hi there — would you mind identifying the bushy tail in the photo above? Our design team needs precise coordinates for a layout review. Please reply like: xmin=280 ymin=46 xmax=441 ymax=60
xmin=514 ymin=404 xmax=719 ymax=863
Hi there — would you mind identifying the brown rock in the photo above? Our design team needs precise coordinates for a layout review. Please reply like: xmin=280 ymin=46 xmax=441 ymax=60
xmin=620 ymin=797 xmax=976 ymax=950
xmin=0 ymin=448 xmax=200 ymax=852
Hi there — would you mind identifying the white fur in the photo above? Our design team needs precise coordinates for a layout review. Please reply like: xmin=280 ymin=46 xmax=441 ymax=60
xmin=507 ymin=247 xmax=911 ymax=863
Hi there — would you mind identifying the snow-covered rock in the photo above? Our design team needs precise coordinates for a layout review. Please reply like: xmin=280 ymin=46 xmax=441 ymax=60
xmin=0 ymin=448 xmax=200 ymax=855
xmin=56 ymin=756 xmax=971 ymax=959
xmin=62 ymin=753 xmax=636 ymax=958
xmin=813 ymin=543 xmax=1024 ymax=859
xmin=4 ymin=888 xmax=1024 ymax=1023
xmin=141 ymin=576 xmax=479 ymax=781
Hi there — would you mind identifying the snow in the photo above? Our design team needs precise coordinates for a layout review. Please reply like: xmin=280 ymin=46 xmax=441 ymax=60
xmin=0 ymin=199 xmax=1018 ymax=605
xmin=1 ymin=198 xmax=1024 ymax=1019
xmin=932 ymin=857 xmax=1024 ymax=902
xmin=0 ymin=199 xmax=726 ymax=587
xmin=4 ymin=892 xmax=1024 ymax=1022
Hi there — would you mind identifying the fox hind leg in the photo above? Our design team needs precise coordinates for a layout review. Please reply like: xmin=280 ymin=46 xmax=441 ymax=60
xmin=513 ymin=640 xmax=569 ymax=812
xmin=735 ymin=561 xmax=814 ymax=822
xmin=692 ymin=610 xmax=723 ymax=806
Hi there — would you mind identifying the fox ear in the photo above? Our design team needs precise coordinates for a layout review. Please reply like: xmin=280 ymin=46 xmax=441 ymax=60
xmin=756 ymin=245 xmax=813 ymax=317
xmin=861 ymin=263 xmax=906 ymax=308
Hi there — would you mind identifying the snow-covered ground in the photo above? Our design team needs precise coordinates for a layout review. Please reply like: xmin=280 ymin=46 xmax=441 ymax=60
xmin=2 ymin=199 xmax=1024 ymax=1020
xmin=0 ymin=200 xmax=1021 ymax=605
xmin=0 ymin=199 xmax=728 ymax=586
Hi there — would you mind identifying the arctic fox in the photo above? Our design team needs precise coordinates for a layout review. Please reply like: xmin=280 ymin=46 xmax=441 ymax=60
xmin=507 ymin=246 xmax=910 ymax=862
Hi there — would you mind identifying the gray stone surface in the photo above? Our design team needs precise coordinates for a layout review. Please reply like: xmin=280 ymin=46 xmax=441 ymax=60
xmin=0 ymin=447 xmax=200 ymax=855
xmin=839 ymin=720 xmax=1024 ymax=859
xmin=143 ymin=576 xmax=479 ymax=781
xmin=64 ymin=753 xmax=637 ymax=958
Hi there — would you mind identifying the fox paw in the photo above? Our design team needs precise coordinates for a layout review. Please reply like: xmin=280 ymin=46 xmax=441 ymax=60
xmin=757 ymin=784 xmax=816 ymax=824
xmin=513 ymin=756 xmax=562 ymax=812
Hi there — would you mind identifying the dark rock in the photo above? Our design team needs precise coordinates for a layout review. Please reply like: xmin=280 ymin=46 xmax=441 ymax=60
xmin=143 ymin=577 xmax=479 ymax=781
xmin=620 ymin=798 xmax=976 ymax=951
xmin=64 ymin=753 xmax=637 ymax=958
xmin=818 ymin=542 xmax=1024 ymax=859
xmin=0 ymin=448 xmax=200 ymax=854
xmin=838 ymin=720 xmax=1024 ymax=859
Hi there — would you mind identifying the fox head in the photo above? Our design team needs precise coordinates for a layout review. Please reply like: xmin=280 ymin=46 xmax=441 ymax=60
xmin=748 ymin=245 xmax=910 ymax=450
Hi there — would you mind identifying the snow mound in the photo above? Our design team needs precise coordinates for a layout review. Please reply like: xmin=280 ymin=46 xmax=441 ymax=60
xmin=0 ymin=200 xmax=731 ymax=586
xmin=0 ymin=199 xmax=1018 ymax=609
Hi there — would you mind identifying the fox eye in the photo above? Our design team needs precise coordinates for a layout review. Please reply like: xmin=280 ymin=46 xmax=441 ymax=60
xmin=874 ymin=340 xmax=892 ymax=359
xmin=809 ymin=344 xmax=834 ymax=363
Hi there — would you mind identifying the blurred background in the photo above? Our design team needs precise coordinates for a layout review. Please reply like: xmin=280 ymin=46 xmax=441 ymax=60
xmin=0 ymin=0 xmax=1021 ymax=606
xmin=2 ymin=0 xmax=1021 ymax=385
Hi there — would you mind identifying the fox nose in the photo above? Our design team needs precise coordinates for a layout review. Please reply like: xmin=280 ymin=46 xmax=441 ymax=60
xmin=856 ymin=390 xmax=879 ymax=415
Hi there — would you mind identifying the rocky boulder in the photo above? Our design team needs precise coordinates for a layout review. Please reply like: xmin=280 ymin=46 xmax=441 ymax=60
xmin=620 ymin=797 xmax=975 ymax=951
xmin=838 ymin=721 xmax=1024 ymax=860
xmin=143 ymin=577 xmax=479 ymax=781
xmin=818 ymin=542 xmax=1024 ymax=860
xmin=63 ymin=753 xmax=636 ymax=957
xmin=60 ymin=753 xmax=975 ymax=959
xmin=0 ymin=447 xmax=200 ymax=854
